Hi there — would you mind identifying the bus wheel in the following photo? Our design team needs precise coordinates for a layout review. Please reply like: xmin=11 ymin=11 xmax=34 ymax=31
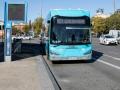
xmin=52 ymin=61 xmax=60 ymax=64
xmin=88 ymin=59 xmax=94 ymax=63
xmin=52 ymin=61 xmax=56 ymax=64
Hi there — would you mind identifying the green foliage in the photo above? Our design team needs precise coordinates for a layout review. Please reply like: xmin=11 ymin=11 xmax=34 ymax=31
xmin=92 ymin=13 xmax=120 ymax=34
xmin=92 ymin=17 xmax=107 ymax=34
xmin=23 ymin=25 xmax=30 ymax=34
xmin=12 ymin=26 xmax=21 ymax=35
xmin=33 ymin=17 xmax=43 ymax=36
xmin=106 ymin=13 xmax=120 ymax=30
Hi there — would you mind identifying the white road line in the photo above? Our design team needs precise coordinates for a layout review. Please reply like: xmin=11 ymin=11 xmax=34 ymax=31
xmin=104 ymin=54 xmax=120 ymax=61
xmin=93 ymin=58 xmax=120 ymax=70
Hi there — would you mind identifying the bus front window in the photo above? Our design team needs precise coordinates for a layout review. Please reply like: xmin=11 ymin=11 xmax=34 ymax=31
xmin=50 ymin=25 xmax=91 ymax=45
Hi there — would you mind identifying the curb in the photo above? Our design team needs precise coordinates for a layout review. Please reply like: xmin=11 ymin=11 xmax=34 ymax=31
xmin=36 ymin=56 xmax=61 ymax=90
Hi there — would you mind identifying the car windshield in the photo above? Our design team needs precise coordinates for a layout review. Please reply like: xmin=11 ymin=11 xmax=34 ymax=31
xmin=50 ymin=24 xmax=91 ymax=45
xmin=105 ymin=35 xmax=114 ymax=38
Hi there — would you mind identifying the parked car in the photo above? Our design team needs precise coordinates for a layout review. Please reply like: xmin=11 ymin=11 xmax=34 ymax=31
xmin=12 ymin=35 xmax=32 ymax=40
xmin=109 ymin=30 xmax=120 ymax=44
xmin=23 ymin=36 xmax=33 ymax=40
xmin=39 ymin=31 xmax=47 ymax=44
xmin=99 ymin=35 xmax=118 ymax=45
xmin=12 ymin=36 xmax=16 ymax=40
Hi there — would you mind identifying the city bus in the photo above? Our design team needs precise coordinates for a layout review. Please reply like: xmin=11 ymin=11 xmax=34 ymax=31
xmin=46 ymin=9 xmax=92 ymax=61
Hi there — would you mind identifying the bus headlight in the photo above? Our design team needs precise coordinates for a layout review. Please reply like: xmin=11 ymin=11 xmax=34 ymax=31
xmin=84 ymin=50 xmax=92 ymax=55
xmin=50 ymin=51 xmax=60 ymax=56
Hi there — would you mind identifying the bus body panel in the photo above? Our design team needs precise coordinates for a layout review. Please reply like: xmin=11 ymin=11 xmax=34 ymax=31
xmin=48 ymin=44 xmax=92 ymax=61
xmin=47 ymin=9 xmax=90 ymax=21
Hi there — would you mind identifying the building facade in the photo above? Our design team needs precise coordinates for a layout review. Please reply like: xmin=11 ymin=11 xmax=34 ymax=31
xmin=0 ymin=20 xmax=4 ymax=38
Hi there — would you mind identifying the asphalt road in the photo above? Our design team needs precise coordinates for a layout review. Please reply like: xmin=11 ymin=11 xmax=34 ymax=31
xmin=1 ymin=38 xmax=120 ymax=90
xmin=43 ymin=38 xmax=120 ymax=90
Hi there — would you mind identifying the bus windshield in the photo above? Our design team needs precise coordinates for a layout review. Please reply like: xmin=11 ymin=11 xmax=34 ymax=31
xmin=50 ymin=24 xmax=91 ymax=45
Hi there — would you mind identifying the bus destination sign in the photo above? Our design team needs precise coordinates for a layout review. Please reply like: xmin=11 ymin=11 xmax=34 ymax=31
xmin=57 ymin=19 xmax=86 ymax=24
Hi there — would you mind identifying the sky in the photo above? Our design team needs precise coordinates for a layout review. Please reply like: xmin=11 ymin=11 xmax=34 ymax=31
xmin=0 ymin=0 xmax=120 ymax=22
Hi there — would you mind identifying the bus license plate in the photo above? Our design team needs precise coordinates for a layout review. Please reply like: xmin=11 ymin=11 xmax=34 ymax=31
xmin=70 ymin=57 xmax=77 ymax=60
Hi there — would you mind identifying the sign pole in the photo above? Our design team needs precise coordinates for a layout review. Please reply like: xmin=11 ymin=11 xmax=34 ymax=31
xmin=4 ymin=22 xmax=12 ymax=62
xmin=4 ymin=2 xmax=12 ymax=62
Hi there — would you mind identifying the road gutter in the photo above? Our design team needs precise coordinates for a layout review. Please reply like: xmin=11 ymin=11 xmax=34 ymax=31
xmin=36 ymin=55 xmax=61 ymax=90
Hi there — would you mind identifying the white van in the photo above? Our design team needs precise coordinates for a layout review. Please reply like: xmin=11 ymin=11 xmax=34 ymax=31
xmin=109 ymin=30 xmax=120 ymax=44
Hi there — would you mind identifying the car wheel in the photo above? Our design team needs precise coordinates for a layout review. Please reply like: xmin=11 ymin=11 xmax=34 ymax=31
xmin=115 ymin=42 xmax=118 ymax=45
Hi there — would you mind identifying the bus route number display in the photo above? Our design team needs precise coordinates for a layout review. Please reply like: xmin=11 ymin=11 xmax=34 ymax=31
xmin=8 ymin=4 xmax=25 ymax=21
xmin=56 ymin=19 xmax=86 ymax=25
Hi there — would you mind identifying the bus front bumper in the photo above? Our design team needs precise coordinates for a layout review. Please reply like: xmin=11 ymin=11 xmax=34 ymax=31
xmin=49 ymin=54 xmax=92 ymax=61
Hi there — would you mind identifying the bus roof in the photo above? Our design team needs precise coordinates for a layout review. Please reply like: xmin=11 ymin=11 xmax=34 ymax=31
xmin=47 ymin=9 xmax=90 ymax=21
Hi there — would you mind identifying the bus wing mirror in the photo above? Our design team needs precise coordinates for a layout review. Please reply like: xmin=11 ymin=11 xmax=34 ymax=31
xmin=47 ymin=20 xmax=50 ymax=24
xmin=3 ymin=25 xmax=5 ymax=30
xmin=91 ymin=24 xmax=92 ymax=27
xmin=44 ymin=36 xmax=48 ymax=41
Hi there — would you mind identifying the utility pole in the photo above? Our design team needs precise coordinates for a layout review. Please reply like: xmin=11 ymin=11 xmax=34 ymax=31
xmin=113 ymin=0 xmax=116 ymax=13
xmin=41 ymin=0 xmax=43 ymax=18
xmin=113 ymin=0 xmax=116 ymax=30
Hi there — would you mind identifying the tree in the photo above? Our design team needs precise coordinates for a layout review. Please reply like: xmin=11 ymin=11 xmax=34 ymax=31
xmin=106 ymin=13 xmax=120 ymax=30
xmin=92 ymin=17 xmax=107 ymax=35
xmin=33 ymin=17 xmax=43 ymax=36
xmin=92 ymin=13 xmax=120 ymax=36
xmin=23 ymin=25 xmax=30 ymax=34
xmin=12 ymin=26 xmax=21 ymax=35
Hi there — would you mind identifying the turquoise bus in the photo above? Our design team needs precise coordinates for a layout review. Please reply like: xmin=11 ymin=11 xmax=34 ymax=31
xmin=46 ymin=9 xmax=92 ymax=61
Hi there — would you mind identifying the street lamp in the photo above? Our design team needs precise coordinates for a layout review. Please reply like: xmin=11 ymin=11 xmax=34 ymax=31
xmin=113 ymin=0 xmax=116 ymax=13
xmin=41 ymin=0 xmax=43 ymax=17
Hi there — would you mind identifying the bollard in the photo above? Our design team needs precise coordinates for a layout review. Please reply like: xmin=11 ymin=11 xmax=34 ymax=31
xmin=13 ymin=39 xmax=22 ymax=53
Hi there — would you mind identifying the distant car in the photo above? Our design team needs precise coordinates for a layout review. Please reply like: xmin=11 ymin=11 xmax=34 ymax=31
xmin=23 ymin=36 xmax=32 ymax=40
xmin=99 ymin=35 xmax=118 ymax=45
xmin=12 ymin=36 xmax=16 ymax=40
xmin=12 ymin=35 xmax=32 ymax=40
xmin=39 ymin=31 xmax=47 ymax=44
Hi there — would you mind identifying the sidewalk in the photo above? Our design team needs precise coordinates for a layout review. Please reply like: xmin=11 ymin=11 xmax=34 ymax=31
xmin=0 ymin=55 xmax=55 ymax=90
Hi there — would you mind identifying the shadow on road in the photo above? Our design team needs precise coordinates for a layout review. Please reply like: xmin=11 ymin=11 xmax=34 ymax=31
xmin=12 ymin=43 xmax=46 ymax=61
xmin=0 ymin=41 xmax=103 ymax=63
xmin=0 ymin=40 xmax=46 ymax=62
xmin=0 ymin=42 xmax=4 ymax=62
xmin=92 ymin=50 xmax=103 ymax=61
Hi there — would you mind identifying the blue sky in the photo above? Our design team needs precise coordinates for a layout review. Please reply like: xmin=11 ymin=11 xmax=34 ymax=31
xmin=0 ymin=0 xmax=120 ymax=22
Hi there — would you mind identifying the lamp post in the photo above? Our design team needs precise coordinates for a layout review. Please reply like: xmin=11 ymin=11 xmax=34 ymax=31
xmin=113 ymin=0 xmax=116 ymax=13
xmin=41 ymin=0 xmax=43 ymax=18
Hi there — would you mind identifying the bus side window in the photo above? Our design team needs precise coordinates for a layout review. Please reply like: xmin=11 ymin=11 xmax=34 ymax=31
xmin=71 ymin=34 xmax=76 ymax=41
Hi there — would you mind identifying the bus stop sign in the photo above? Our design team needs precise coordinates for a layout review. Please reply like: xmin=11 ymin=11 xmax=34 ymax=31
xmin=4 ymin=1 xmax=27 ymax=62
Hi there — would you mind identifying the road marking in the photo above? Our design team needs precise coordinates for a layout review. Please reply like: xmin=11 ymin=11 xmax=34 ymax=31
xmin=61 ymin=79 xmax=70 ymax=83
xmin=93 ymin=58 xmax=120 ymax=70
xmin=104 ymin=54 xmax=120 ymax=61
